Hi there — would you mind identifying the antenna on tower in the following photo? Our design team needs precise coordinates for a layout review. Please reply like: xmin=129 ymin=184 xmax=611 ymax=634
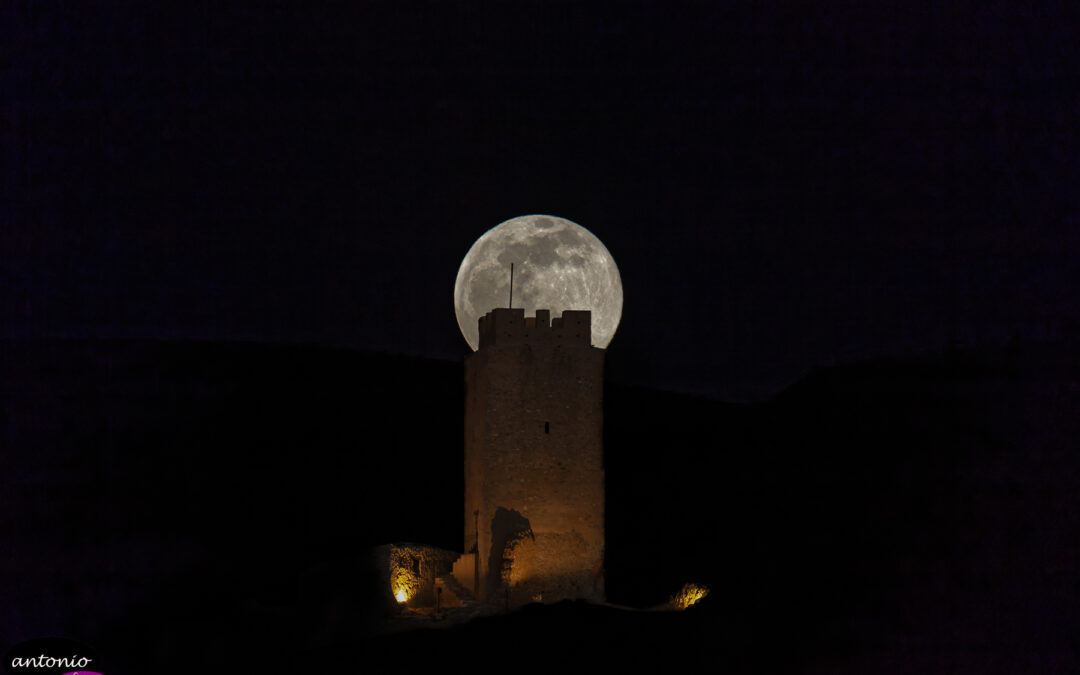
xmin=508 ymin=263 xmax=514 ymax=309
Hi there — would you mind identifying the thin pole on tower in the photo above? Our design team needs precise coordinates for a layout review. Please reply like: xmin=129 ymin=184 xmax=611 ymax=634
xmin=509 ymin=263 xmax=514 ymax=309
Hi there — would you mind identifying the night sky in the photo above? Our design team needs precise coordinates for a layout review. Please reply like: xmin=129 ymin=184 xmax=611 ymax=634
xmin=4 ymin=1 xmax=1077 ymax=400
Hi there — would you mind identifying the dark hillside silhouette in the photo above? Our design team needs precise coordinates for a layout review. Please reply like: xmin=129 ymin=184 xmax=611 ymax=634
xmin=3 ymin=339 xmax=1076 ymax=672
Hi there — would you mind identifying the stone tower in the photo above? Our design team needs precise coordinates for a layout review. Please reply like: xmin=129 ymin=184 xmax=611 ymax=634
xmin=458 ymin=307 xmax=605 ymax=608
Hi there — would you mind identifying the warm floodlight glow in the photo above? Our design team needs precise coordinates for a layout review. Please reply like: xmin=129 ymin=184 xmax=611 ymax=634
xmin=454 ymin=215 xmax=623 ymax=350
xmin=391 ymin=573 xmax=415 ymax=604
xmin=671 ymin=582 xmax=710 ymax=610
xmin=389 ymin=548 xmax=420 ymax=606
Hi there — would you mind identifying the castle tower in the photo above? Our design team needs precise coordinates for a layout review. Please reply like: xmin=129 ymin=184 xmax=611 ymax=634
xmin=459 ymin=307 xmax=605 ymax=608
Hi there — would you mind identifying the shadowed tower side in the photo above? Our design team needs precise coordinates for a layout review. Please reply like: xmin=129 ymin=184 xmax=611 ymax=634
xmin=458 ymin=307 xmax=605 ymax=608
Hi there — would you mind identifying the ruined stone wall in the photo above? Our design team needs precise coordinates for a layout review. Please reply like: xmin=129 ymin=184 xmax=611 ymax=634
xmin=371 ymin=543 xmax=458 ymax=609
xmin=464 ymin=308 xmax=605 ymax=608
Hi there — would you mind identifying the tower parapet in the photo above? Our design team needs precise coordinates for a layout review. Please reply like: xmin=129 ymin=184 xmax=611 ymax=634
xmin=477 ymin=308 xmax=592 ymax=349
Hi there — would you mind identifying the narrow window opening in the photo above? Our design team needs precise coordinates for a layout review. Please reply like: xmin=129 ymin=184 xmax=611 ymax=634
xmin=544 ymin=421 xmax=550 ymax=434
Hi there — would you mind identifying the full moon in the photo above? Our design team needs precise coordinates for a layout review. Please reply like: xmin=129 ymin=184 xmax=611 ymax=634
xmin=454 ymin=215 xmax=623 ymax=351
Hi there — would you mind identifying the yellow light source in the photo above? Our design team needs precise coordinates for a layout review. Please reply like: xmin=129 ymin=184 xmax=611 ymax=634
xmin=389 ymin=548 xmax=419 ymax=605
xmin=671 ymin=582 xmax=709 ymax=610
xmin=390 ymin=570 xmax=414 ymax=604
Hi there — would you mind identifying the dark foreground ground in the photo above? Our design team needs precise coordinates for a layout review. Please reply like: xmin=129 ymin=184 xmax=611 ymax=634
xmin=2 ymin=339 xmax=1077 ymax=673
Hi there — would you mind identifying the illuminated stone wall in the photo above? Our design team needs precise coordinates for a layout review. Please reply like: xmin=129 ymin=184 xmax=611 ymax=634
xmin=463 ymin=308 xmax=605 ymax=608
xmin=372 ymin=543 xmax=458 ymax=608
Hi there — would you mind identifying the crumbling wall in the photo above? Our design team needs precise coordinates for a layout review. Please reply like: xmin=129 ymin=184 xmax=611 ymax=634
xmin=371 ymin=543 xmax=458 ymax=609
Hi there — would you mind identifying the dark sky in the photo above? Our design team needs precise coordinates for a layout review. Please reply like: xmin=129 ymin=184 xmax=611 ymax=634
xmin=4 ymin=1 xmax=1077 ymax=399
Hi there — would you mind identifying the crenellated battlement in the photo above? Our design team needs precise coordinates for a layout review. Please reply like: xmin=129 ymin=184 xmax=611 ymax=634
xmin=477 ymin=308 xmax=592 ymax=349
